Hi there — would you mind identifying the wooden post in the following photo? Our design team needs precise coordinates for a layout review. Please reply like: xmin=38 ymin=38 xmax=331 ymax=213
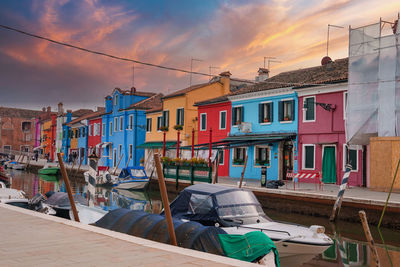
xmin=212 ymin=152 xmax=220 ymax=184
xmin=330 ymin=164 xmax=352 ymax=222
xmin=359 ymin=211 xmax=380 ymax=267
xmin=191 ymin=128 xmax=195 ymax=159
xmin=154 ymin=153 xmax=177 ymax=246
xmin=124 ymin=156 xmax=131 ymax=169
xmin=176 ymin=131 xmax=180 ymax=158
xmin=208 ymin=128 xmax=212 ymax=167
xmin=57 ymin=153 xmax=80 ymax=222
xmin=113 ymin=153 xmax=124 ymax=175
xmin=74 ymin=159 xmax=83 ymax=177
xmin=70 ymin=158 xmax=76 ymax=175
xmin=239 ymin=154 xmax=248 ymax=188
xmin=163 ymin=131 xmax=166 ymax=157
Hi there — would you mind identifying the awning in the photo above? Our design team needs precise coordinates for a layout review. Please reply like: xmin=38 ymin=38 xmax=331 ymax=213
xmin=95 ymin=143 xmax=103 ymax=148
xmin=101 ymin=142 xmax=112 ymax=148
xmin=137 ymin=141 xmax=177 ymax=149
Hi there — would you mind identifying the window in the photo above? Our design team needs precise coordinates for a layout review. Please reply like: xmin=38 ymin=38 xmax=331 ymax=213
xmin=114 ymin=117 xmax=118 ymax=132
xmin=119 ymin=116 xmax=123 ymax=131
xmin=21 ymin=121 xmax=32 ymax=131
xmin=218 ymin=150 xmax=224 ymax=165
xmin=88 ymin=125 xmax=92 ymax=136
xmin=162 ymin=110 xmax=169 ymax=127
xmin=302 ymin=144 xmax=315 ymax=170
xmin=129 ymin=144 xmax=133 ymax=160
xmin=115 ymin=94 xmax=119 ymax=106
xmin=279 ymin=99 xmax=294 ymax=121
xmin=157 ymin=116 xmax=162 ymax=131
xmin=3 ymin=145 xmax=11 ymax=152
xmin=119 ymin=144 xmax=122 ymax=157
xmin=219 ymin=111 xmax=227 ymax=129
xmin=254 ymin=146 xmax=270 ymax=166
xmin=233 ymin=147 xmax=246 ymax=165
xmin=259 ymin=102 xmax=273 ymax=123
xmin=303 ymin=96 xmax=315 ymax=122
xmin=146 ymin=118 xmax=152 ymax=132
xmin=343 ymin=145 xmax=358 ymax=171
xmin=200 ymin=113 xmax=207 ymax=131
xmin=176 ymin=108 xmax=184 ymax=126
xmin=102 ymin=123 xmax=105 ymax=136
xmin=129 ymin=115 xmax=133 ymax=130
xmin=75 ymin=129 xmax=78 ymax=138
xmin=232 ymin=106 xmax=243 ymax=125
xmin=113 ymin=149 xmax=117 ymax=167
xmin=109 ymin=122 xmax=113 ymax=136
xmin=82 ymin=127 xmax=86 ymax=137
xmin=344 ymin=92 xmax=348 ymax=120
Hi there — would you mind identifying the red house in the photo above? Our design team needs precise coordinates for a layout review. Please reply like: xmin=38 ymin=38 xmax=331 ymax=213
xmin=194 ymin=96 xmax=231 ymax=176
xmin=87 ymin=110 xmax=104 ymax=158
xmin=296 ymin=58 xmax=364 ymax=187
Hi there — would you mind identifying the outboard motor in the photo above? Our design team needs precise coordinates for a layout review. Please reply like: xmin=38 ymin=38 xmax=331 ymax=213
xmin=105 ymin=172 xmax=112 ymax=182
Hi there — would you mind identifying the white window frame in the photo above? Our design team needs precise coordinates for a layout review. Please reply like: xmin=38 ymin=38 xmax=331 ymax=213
xmin=343 ymin=144 xmax=359 ymax=172
xmin=176 ymin=107 xmax=184 ymax=126
xmin=343 ymin=92 xmax=348 ymax=120
xmin=102 ymin=123 xmax=105 ymax=137
xmin=146 ymin=118 xmax=152 ymax=133
xmin=119 ymin=116 xmax=123 ymax=131
xmin=232 ymin=105 xmax=243 ymax=127
xmin=303 ymin=96 xmax=316 ymax=122
xmin=114 ymin=117 xmax=118 ymax=132
xmin=129 ymin=144 xmax=133 ymax=160
xmin=88 ymin=124 xmax=92 ymax=136
xmin=232 ymin=147 xmax=246 ymax=166
xmin=259 ymin=101 xmax=272 ymax=125
xmin=129 ymin=115 xmax=133 ymax=130
xmin=157 ymin=116 xmax=162 ymax=132
xmin=302 ymin=144 xmax=315 ymax=170
xmin=219 ymin=110 xmax=227 ymax=130
xmin=162 ymin=109 xmax=170 ymax=127
xmin=253 ymin=145 xmax=271 ymax=168
xmin=200 ymin=113 xmax=207 ymax=131
xmin=281 ymin=98 xmax=294 ymax=123
xmin=218 ymin=150 xmax=225 ymax=166
xmin=113 ymin=148 xmax=117 ymax=167
xmin=114 ymin=94 xmax=119 ymax=106
xmin=109 ymin=122 xmax=113 ymax=136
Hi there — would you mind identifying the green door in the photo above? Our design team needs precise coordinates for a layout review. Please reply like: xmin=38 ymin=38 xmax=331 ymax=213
xmin=322 ymin=146 xmax=337 ymax=183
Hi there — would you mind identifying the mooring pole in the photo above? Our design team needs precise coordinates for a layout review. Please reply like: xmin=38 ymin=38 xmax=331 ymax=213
xmin=176 ymin=131 xmax=180 ymax=158
xmin=57 ymin=153 xmax=80 ymax=222
xmin=330 ymin=164 xmax=352 ymax=222
xmin=239 ymin=154 xmax=248 ymax=188
xmin=359 ymin=211 xmax=380 ymax=267
xmin=191 ymin=128 xmax=195 ymax=159
xmin=154 ymin=153 xmax=177 ymax=246
xmin=113 ymin=153 xmax=124 ymax=175
xmin=212 ymin=151 xmax=220 ymax=184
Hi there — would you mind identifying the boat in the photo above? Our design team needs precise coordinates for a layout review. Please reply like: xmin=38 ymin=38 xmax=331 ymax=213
xmin=0 ymin=166 xmax=11 ymax=185
xmin=166 ymin=184 xmax=333 ymax=264
xmin=84 ymin=166 xmax=113 ymax=186
xmin=39 ymin=174 xmax=59 ymax=182
xmin=6 ymin=161 xmax=25 ymax=170
xmin=112 ymin=167 xmax=150 ymax=190
xmin=38 ymin=164 xmax=60 ymax=175
xmin=0 ymin=181 xmax=29 ymax=207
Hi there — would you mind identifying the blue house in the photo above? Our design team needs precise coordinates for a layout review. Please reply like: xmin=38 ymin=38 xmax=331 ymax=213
xmin=62 ymin=111 xmax=72 ymax=162
xmin=101 ymin=88 xmax=156 ymax=169
xmin=227 ymin=85 xmax=299 ymax=181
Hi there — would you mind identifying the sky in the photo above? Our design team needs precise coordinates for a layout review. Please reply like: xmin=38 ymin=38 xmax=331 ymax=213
xmin=0 ymin=0 xmax=399 ymax=111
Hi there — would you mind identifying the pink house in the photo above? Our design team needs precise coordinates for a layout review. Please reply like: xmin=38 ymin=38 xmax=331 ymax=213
xmin=296 ymin=58 xmax=364 ymax=187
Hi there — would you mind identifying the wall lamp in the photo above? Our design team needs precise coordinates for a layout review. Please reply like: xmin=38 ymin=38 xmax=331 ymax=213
xmin=303 ymin=101 xmax=336 ymax=112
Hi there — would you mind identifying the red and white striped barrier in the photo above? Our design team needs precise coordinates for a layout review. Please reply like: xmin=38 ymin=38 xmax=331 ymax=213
xmin=286 ymin=171 xmax=323 ymax=191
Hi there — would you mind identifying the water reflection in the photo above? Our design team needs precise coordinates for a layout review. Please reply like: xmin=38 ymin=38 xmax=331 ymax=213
xmin=6 ymin=170 xmax=400 ymax=267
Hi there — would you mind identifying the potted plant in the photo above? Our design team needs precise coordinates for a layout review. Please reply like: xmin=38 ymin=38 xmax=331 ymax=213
xmin=256 ymin=159 xmax=269 ymax=166
xmin=161 ymin=156 xmax=171 ymax=164
xmin=160 ymin=126 xmax=169 ymax=132
xmin=140 ymin=157 xmax=144 ymax=166
xmin=172 ymin=157 xmax=182 ymax=165
xmin=284 ymin=115 xmax=290 ymax=121
xmin=233 ymin=158 xmax=244 ymax=165
xmin=263 ymin=118 xmax=270 ymax=123
xmin=173 ymin=125 xmax=183 ymax=131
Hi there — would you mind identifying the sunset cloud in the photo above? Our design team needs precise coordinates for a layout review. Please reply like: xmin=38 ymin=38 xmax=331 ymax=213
xmin=0 ymin=0 xmax=398 ymax=110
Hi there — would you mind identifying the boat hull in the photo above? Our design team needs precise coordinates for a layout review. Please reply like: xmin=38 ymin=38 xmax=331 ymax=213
xmin=113 ymin=180 xmax=149 ymax=190
xmin=275 ymin=240 xmax=331 ymax=263
xmin=38 ymin=168 xmax=60 ymax=175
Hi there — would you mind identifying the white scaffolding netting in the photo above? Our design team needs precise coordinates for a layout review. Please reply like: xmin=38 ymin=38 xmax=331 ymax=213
xmin=346 ymin=20 xmax=400 ymax=145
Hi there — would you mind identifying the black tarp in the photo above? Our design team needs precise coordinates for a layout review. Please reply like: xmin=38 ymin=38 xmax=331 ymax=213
xmin=44 ymin=192 xmax=87 ymax=209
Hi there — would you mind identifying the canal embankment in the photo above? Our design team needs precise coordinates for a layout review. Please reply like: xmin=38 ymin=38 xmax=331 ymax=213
xmin=0 ymin=203 xmax=254 ymax=266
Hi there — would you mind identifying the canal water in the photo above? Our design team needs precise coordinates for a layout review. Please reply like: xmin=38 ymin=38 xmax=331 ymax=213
xmin=6 ymin=169 xmax=400 ymax=267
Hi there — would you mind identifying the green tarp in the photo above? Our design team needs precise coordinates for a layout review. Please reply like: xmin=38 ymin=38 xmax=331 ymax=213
xmin=322 ymin=146 xmax=337 ymax=183
xmin=218 ymin=231 xmax=279 ymax=266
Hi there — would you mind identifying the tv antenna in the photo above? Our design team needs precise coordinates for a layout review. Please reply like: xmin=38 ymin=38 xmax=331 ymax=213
xmin=327 ymin=24 xmax=344 ymax=56
xmin=208 ymin=66 xmax=220 ymax=77
xmin=189 ymin=58 xmax=203 ymax=87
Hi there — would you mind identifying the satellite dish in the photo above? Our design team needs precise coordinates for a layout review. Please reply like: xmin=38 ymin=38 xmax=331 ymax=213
xmin=321 ymin=56 xmax=332 ymax=66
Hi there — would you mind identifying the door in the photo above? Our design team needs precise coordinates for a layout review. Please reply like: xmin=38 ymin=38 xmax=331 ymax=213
xmin=282 ymin=141 xmax=293 ymax=180
xmin=322 ymin=146 xmax=337 ymax=183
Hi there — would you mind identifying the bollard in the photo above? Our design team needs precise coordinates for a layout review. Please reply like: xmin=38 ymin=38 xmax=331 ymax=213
xmin=359 ymin=211 xmax=380 ymax=267
xmin=330 ymin=164 xmax=352 ymax=222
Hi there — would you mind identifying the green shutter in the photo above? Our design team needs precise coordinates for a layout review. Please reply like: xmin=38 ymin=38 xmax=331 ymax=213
xmin=291 ymin=100 xmax=295 ymax=121
xmin=306 ymin=98 xmax=315 ymax=120
xmin=269 ymin=103 xmax=273 ymax=122
xmin=232 ymin=108 xmax=236 ymax=125
xmin=241 ymin=107 xmax=244 ymax=123
xmin=278 ymin=101 xmax=283 ymax=121
xmin=182 ymin=108 xmax=184 ymax=126
xmin=259 ymin=104 xmax=263 ymax=123
xmin=349 ymin=149 xmax=357 ymax=170
xmin=176 ymin=109 xmax=179 ymax=125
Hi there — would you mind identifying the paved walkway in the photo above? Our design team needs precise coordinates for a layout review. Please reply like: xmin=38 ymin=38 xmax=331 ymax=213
xmin=0 ymin=204 xmax=254 ymax=267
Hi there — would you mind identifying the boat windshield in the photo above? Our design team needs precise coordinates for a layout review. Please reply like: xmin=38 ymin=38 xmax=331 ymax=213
xmin=129 ymin=169 xmax=146 ymax=178
xmin=216 ymin=190 xmax=271 ymax=224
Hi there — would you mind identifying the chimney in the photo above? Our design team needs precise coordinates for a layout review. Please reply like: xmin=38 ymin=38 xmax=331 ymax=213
xmin=57 ymin=102 xmax=64 ymax=116
xmin=47 ymin=106 xmax=51 ymax=113
xmin=105 ymin=95 xmax=112 ymax=113
xmin=219 ymin=71 xmax=232 ymax=95
xmin=255 ymin=68 xmax=269 ymax=83
xmin=130 ymin=87 xmax=137 ymax=95
xmin=42 ymin=107 xmax=46 ymax=112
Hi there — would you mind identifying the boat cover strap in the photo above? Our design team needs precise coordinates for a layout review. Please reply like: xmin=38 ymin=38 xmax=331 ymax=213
xmin=218 ymin=231 xmax=280 ymax=266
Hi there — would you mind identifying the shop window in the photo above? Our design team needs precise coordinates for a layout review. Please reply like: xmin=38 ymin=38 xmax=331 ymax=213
xmin=255 ymin=146 xmax=270 ymax=166
xmin=303 ymin=144 xmax=315 ymax=170
xmin=233 ymin=147 xmax=246 ymax=165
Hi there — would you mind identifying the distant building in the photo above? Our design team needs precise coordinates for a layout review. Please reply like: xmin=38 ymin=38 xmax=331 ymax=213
xmin=0 ymin=106 xmax=44 ymax=155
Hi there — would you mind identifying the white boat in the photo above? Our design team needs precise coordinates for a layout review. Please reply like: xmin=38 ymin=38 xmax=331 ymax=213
xmin=0 ymin=181 xmax=28 ymax=206
xmin=168 ymin=184 xmax=333 ymax=264
xmin=6 ymin=161 xmax=25 ymax=170
xmin=112 ymin=167 xmax=150 ymax=190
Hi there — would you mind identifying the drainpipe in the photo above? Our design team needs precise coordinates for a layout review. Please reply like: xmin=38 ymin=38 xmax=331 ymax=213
xmin=209 ymin=128 xmax=212 ymax=167
xmin=134 ymin=111 xmax=137 ymax=166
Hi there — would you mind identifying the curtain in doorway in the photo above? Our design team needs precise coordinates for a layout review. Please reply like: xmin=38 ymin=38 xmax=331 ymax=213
xmin=322 ymin=147 xmax=337 ymax=183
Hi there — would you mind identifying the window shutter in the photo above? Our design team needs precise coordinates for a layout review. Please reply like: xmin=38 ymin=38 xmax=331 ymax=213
xmin=269 ymin=103 xmax=273 ymax=122
xmin=176 ymin=109 xmax=179 ymax=125
xmin=232 ymin=108 xmax=236 ymax=125
xmin=240 ymin=107 xmax=244 ymax=123
xmin=258 ymin=104 xmax=263 ymax=123
xmin=278 ymin=101 xmax=283 ymax=121
xmin=181 ymin=109 xmax=184 ymax=125
xmin=291 ymin=100 xmax=295 ymax=121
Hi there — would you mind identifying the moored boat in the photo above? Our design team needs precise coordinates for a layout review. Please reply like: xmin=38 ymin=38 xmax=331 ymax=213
xmin=38 ymin=165 xmax=60 ymax=175
xmin=112 ymin=167 xmax=150 ymax=190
